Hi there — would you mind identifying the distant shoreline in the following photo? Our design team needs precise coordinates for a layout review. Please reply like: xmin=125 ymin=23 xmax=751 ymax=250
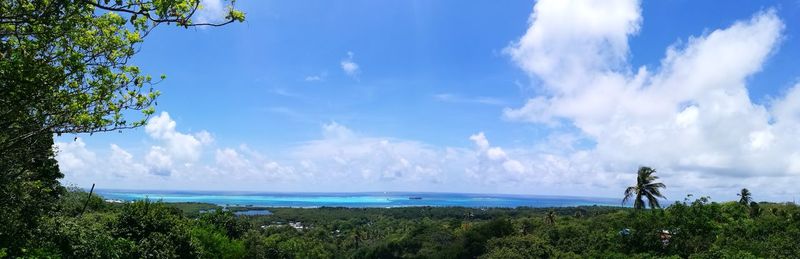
xmin=91 ymin=188 xmax=620 ymax=200
xmin=93 ymin=189 xmax=625 ymax=208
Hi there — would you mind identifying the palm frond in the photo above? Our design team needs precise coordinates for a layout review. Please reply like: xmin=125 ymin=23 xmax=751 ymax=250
xmin=623 ymin=186 xmax=637 ymax=205
xmin=646 ymin=185 xmax=666 ymax=199
xmin=627 ymin=166 xmax=666 ymax=210
xmin=646 ymin=193 xmax=661 ymax=209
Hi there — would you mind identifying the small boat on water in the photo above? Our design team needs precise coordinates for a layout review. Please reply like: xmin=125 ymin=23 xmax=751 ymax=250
xmin=408 ymin=196 xmax=423 ymax=200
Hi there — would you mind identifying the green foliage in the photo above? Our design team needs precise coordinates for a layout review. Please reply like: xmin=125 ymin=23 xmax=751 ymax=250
xmin=480 ymin=235 xmax=555 ymax=259
xmin=190 ymin=224 xmax=245 ymax=259
xmin=689 ymin=248 xmax=758 ymax=259
xmin=37 ymin=213 xmax=135 ymax=258
xmin=1 ymin=1 xmax=245 ymax=152
xmin=6 ymin=195 xmax=800 ymax=258
xmin=1 ymin=1 xmax=241 ymax=255
xmin=0 ymin=117 xmax=64 ymax=255
xmin=456 ymin=218 xmax=516 ymax=258
xmin=57 ymin=186 xmax=107 ymax=216
xmin=114 ymin=200 xmax=199 ymax=258
xmin=749 ymin=201 xmax=761 ymax=218
xmin=199 ymin=209 xmax=251 ymax=239
xmin=164 ymin=202 xmax=220 ymax=217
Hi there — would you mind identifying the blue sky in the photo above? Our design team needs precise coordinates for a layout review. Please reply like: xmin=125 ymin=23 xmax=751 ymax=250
xmin=57 ymin=0 xmax=800 ymax=201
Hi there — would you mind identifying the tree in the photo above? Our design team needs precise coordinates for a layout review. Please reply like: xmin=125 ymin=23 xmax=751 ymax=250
xmin=114 ymin=200 xmax=199 ymax=258
xmin=190 ymin=224 xmax=246 ymax=259
xmin=545 ymin=210 xmax=557 ymax=225
xmin=0 ymin=117 xmax=63 ymax=254
xmin=1 ymin=2 xmax=242 ymax=255
xmin=480 ymin=235 xmax=556 ymax=259
xmin=748 ymin=201 xmax=761 ymax=218
xmin=199 ymin=209 xmax=251 ymax=239
xmin=738 ymin=188 xmax=752 ymax=207
xmin=1 ymin=0 xmax=244 ymax=152
xmin=623 ymin=167 xmax=666 ymax=209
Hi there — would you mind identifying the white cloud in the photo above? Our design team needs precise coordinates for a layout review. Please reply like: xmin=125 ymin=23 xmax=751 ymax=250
xmin=195 ymin=0 xmax=227 ymax=24
xmin=53 ymin=115 xmax=643 ymax=196
xmin=55 ymin=138 xmax=96 ymax=174
xmin=434 ymin=93 xmax=507 ymax=106
xmin=467 ymin=132 xmax=529 ymax=182
xmin=195 ymin=131 xmax=214 ymax=145
xmin=212 ymin=146 xmax=298 ymax=181
xmin=304 ymin=72 xmax=327 ymax=82
xmin=469 ymin=132 xmax=490 ymax=150
xmin=145 ymin=112 xmax=212 ymax=163
xmin=108 ymin=144 xmax=148 ymax=178
xmin=504 ymin=0 xmax=798 ymax=199
xmin=503 ymin=97 xmax=555 ymax=125
xmin=321 ymin=121 xmax=355 ymax=140
xmin=145 ymin=146 xmax=173 ymax=176
xmin=57 ymin=111 xmax=213 ymax=183
xmin=291 ymin=122 xmax=445 ymax=185
xmin=504 ymin=0 xmax=641 ymax=94
xmin=341 ymin=51 xmax=360 ymax=78
xmin=305 ymin=75 xmax=322 ymax=81
xmin=215 ymin=148 xmax=247 ymax=170
xmin=487 ymin=147 xmax=507 ymax=161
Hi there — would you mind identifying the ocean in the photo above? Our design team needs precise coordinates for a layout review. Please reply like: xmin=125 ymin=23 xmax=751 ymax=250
xmin=95 ymin=189 xmax=623 ymax=208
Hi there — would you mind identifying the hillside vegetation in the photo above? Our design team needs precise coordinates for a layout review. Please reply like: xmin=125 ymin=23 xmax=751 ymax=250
xmin=8 ymin=188 xmax=800 ymax=258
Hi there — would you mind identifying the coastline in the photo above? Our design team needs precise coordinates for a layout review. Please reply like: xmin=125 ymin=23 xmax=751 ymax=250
xmin=93 ymin=189 xmax=624 ymax=208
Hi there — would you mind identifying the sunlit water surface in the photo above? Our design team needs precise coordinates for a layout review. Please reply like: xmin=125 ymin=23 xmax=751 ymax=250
xmin=96 ymin=190 xmax=621 ymax=208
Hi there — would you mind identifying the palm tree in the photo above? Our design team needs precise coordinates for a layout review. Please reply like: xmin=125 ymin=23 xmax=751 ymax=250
xmin=544 ymin=210 xmax=557 ymax=225
xmin=737 ymin=188 xmax=752 ymax=206
xmin=623 ymin=166 xmax=666 ymax=209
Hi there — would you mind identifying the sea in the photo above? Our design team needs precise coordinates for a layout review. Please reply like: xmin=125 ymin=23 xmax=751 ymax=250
xmin=95 ymin=189 xmax=622 ymax=208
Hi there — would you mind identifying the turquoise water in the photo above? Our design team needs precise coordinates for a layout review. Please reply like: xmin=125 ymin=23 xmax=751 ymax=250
xmin=96 ymin=190 xmax=622 ymax=208
xmin=233 ymin=210 xmax=273 ymax=216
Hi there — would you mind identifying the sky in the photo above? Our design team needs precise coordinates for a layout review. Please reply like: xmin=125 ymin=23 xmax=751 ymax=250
xmin=55 ymin=0 xmax=800 ymax=202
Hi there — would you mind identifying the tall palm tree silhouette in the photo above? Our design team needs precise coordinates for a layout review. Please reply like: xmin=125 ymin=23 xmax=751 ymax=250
xmin=738 ymin=188 xmax=752 ymax=206
xmin=544 ymin=210 xmax=557 ymax=225
xmin=623 ymin=167 xmax=666 ymax=209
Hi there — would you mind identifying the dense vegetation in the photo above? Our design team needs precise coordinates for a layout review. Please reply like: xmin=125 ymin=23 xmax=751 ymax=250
xmin=0 ymin=0 xmax=241 ymax=256
xmin=5 ymin=188 xmax=799 ymax=258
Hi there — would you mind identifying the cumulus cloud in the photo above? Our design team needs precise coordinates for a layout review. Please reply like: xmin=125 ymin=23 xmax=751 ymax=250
xmin=504 ymin=0 xmax=797 ymax=198
xmin=504 ymin=0 xmax=641 ymax=94
xmin=54 ymin=112 xmax=627 ymax=195
xmin=56 ymin=117 xmax=459 ymax=191
xmin=341 ymin=51 xmax=360 ymax=78
xmin=195 ymin=0 xmax=228 ymax=24
xmin=468 ymin=132 xmax=527 ymax=178
xmin=56 ymin=140 xmax=161 ymax=187
xmin=143 ymin=112 xmax=213 ymax=174
xmin=211 ymin=146 xmax=297 ymax=181
xmin=57 ymin=111 xmax=214 ymax=184
xmin=291 ymin=122 xmax=445 ymax=185
xmin=55 ymin=138 xmax=96 ymax=174
xmin=108 ymin=144 xmax=148 ymax=178
xmin=469 ymin=132 xmax=490 ymax=150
